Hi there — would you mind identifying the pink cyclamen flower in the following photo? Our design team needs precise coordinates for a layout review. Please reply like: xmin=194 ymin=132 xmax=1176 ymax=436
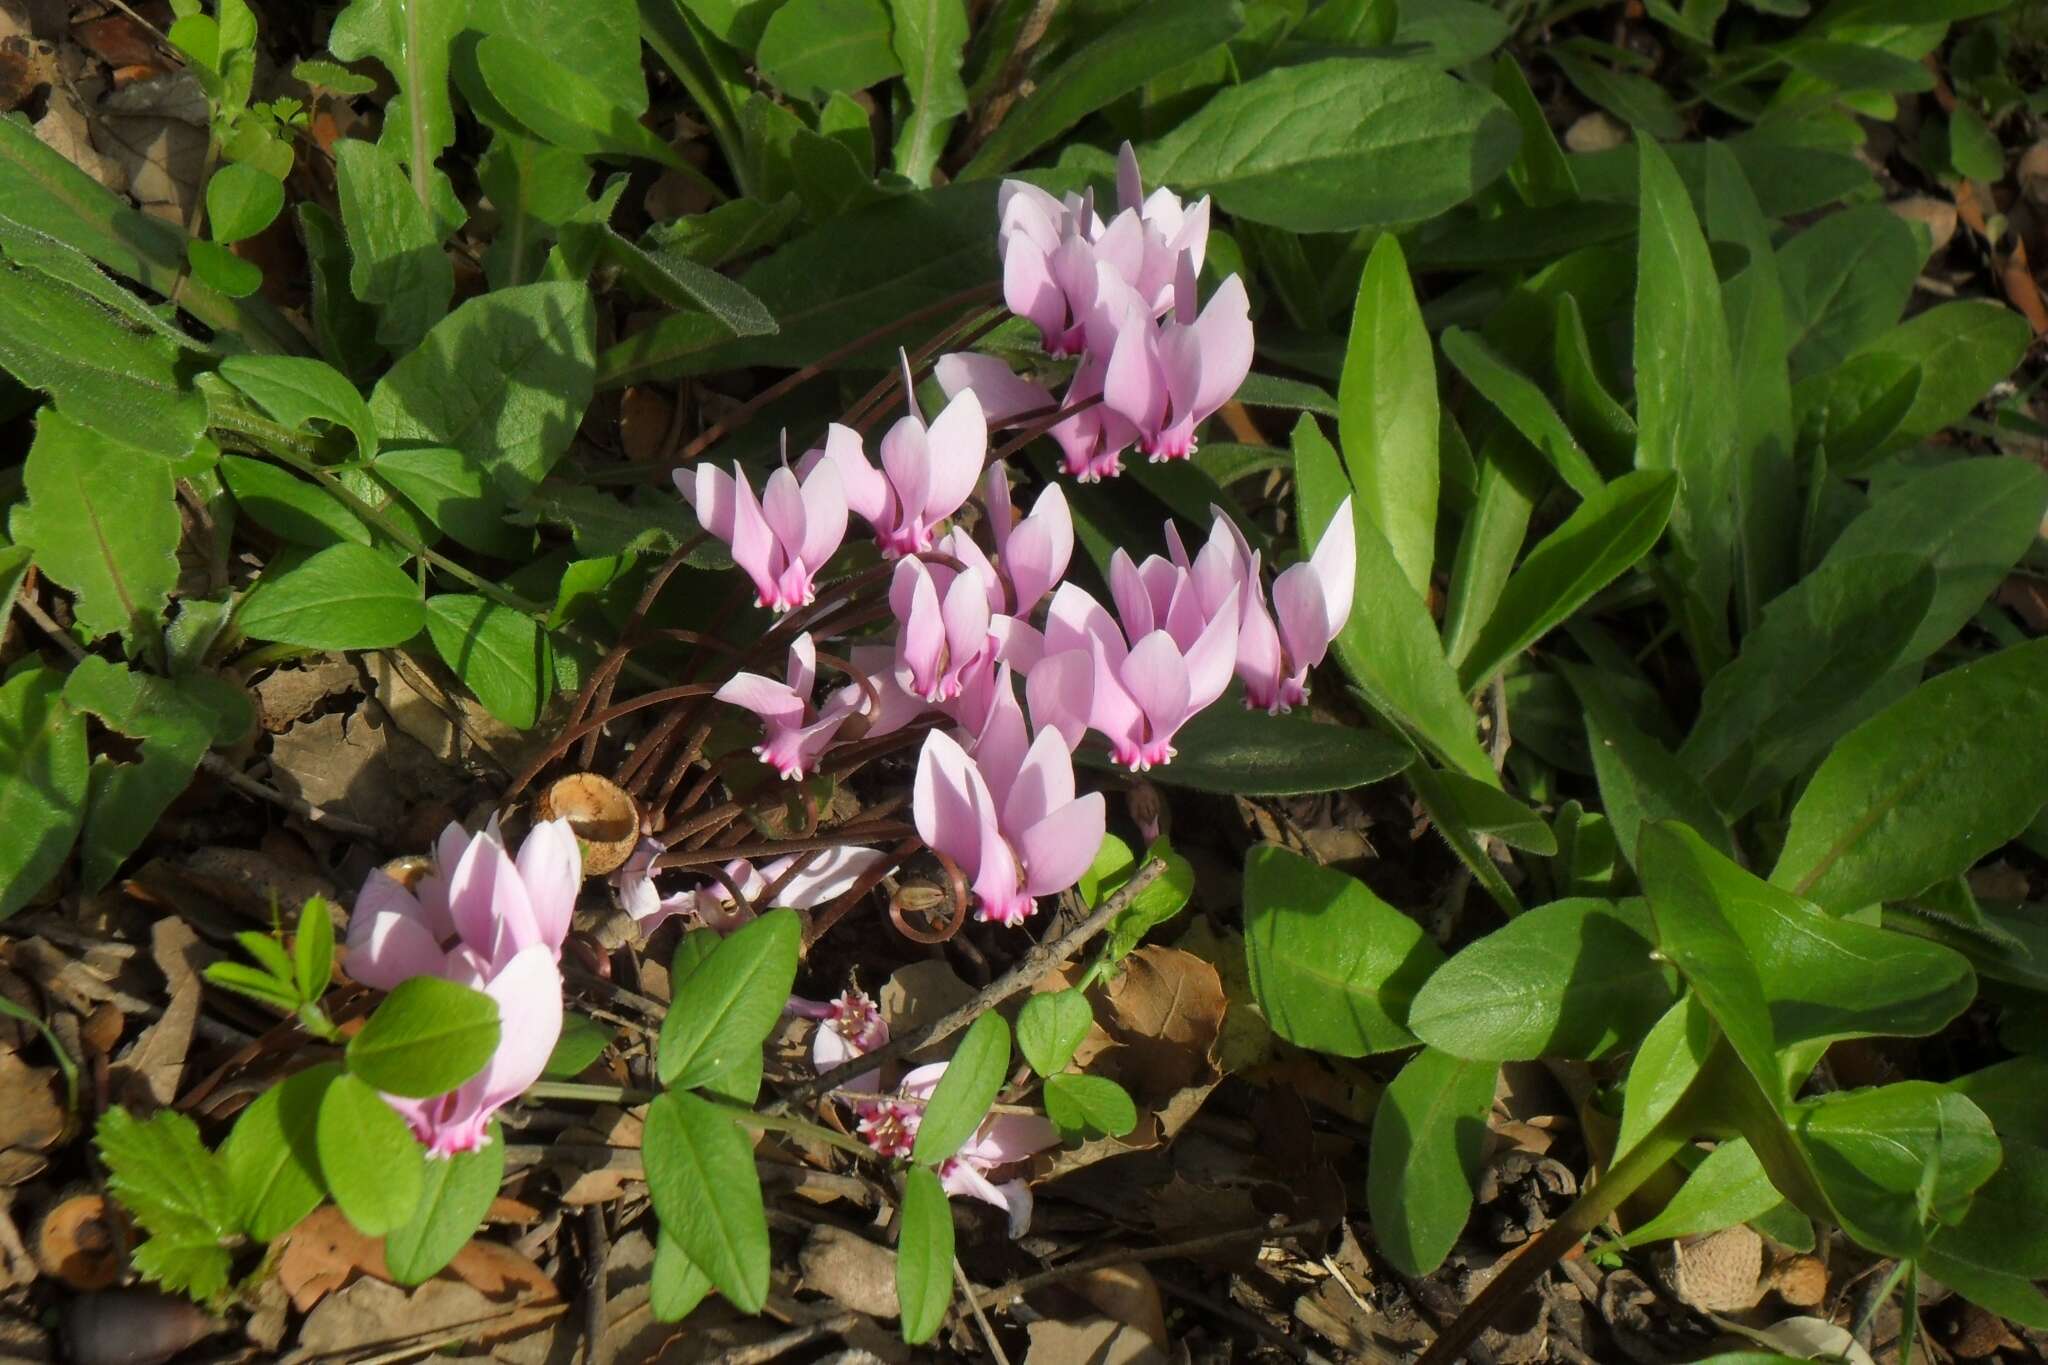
xmin=984 ymin=468 xmax=1073 ymax=616
xmin=714 ymin=633 xmax=849 ymax=780
xmin=614 ymin=841 xmax=887 ymax=933
xmin=347 ymin=817 xmax=579 ymax=1156
xmin=913 ymin=722 xmax=1105 ymax=927
xmin=676 ymin=458 xmax=847 ymax=612
xmin=1103 ymin=257 xmax=1253 ymax=462
xmin=788 ymin=987 xmax=889 ymax=1095
xmin=890 ymin=1060 xmax=1060 ymax=1236
xmin=890 ymin=556 xmax=996 ymax=704
xmin=1238 ymin=497 xmax=1356 ymax=713
xmin=1040 ymin=581 xmax=1240 ymax=770
xmin=814 ymin=363 xmax=988 ymax=557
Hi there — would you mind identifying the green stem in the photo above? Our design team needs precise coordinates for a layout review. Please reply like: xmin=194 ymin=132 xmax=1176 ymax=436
xmin=527 ymin=1080 xmax=657 ymax=1105
xmin=1415 ymin=1119 xmax=1691 ymax=1365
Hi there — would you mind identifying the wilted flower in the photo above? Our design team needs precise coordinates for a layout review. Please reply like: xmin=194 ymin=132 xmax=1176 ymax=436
xmin=347 ymin=817 xmax=578 ymax=1156
xmin=870 ymin=1060 xmax=1059 ymax=1235
xmin=788 ymin=987 xmax=888 ymax=1094
xmin=714 ymin=633 xmax=849 ymax=780
xmin=675 ymin=458 xmax=847 ymax=612
xmin=614 ymin=841 xmax=887 ymax=933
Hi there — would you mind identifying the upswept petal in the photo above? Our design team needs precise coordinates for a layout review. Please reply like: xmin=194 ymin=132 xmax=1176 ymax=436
xmin=347 ymin=905 xmax=446 ymax=991
xmin=1001 ymin=726 xmax=1077 ymax=837
xmin=913 ymin=730 xmax=995 ymax=880
xmin=970 ymin=665 xmax=1031 ymax=807
xmin=1121 ymin=632 xmax=1193 ymax=745
xmin=1183 ymin=584 xmax=1242 ymax=713
xmin=1309 ymin=495 xmax=1356 ymax=637
xmin=714 ymin=670 xmax=806 ymax=726
xmin=796 ymin=459 xmax=849 ymax=571
xmin=1002 ymin=483 xmax=1071 ymax=613
xmin=1019 ymin=792 xmax=1104 ymax=899
xmin=465 ymin=944 xmax=564 ymax=1112
xmin=920 ymin=388 xmax=988 ymax=526
xmin=674 ymin=464 xmax=736 ymax=540
xmin=1272 ymin=562 xmax=1333 ymax=676
xmin=513 ymin=817 xmax=581 ymax=955
xmin=1025 ymin=648 xmax=1094 ymax=751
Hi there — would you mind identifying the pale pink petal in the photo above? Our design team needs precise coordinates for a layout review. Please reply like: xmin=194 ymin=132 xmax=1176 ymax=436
xmin=1026 ymin=648 xmax=1094 ymax=751
xmin=1001 ymin=726 xmax=1077 ymax=837
xmin=1108 ymin=549 xmax=1155 ymax=641
xmin=1236 ymin=586 xmax=1287 ymax=713
xmin=913 ymin=730 xmax=994 ymax=879
xmin=514 ymin=818 xmax=582 ymax=955
xmin=1019 ymin=793 xmax=1105 ymax=899
xmin=879 ymin=415 xmax=934 ymax=538
xmin=970 ymin=665 xmax=1031 ymax=808
xmin=727 ymin=466 xmax=782 ymax=608
xmin=1309 ymin=495 xmax=1356 ymax=637
xmin=940 ymin=1162 xmax=1036 ymax=1238
xmin=1188 ymin=274 xmax=1254 ymax=421
xmin=797 ymin=458 xmax=849 ymax=571
xmin=759 ymin=847 xmax=887 ymax=910
xmin=1003 ymin=484 xmax=1070 ymax=613
xmin=466 ymin=944 xmax=564 ymax=1112
xmin=347 ymin=908 xmax=446 ymax=991
xmin=1272 ymin=563 xmax=1333 ymax=675
xmin=1121 ymin=632 xmax=1192 ymax=746
xmin=920 ymin=388 xmax=987 ymax=527
xmin=817 ymin=425 xmax=887 ymax=528
xmin=714 ymin=671 xmax=806 ymax=726
xmin=1183 ymin=584 xmax=1242 ymax=713
xmin=674 ymin=464 xmax=736 ymax=541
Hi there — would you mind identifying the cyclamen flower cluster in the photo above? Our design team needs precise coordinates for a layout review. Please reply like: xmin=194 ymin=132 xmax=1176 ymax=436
xmin=639 ymin=148 xmax=1358 ymax=931
xmin=348 ymin=818 xmax=580 ymax=1156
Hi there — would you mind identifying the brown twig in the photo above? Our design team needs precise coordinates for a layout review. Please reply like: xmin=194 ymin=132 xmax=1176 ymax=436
xmin=970 ymin=1218 xmax=1331 ymax=1312
xmin=581 ymin=1204 xmax=610 ymax=1365
xmin=771 ymin=858 xmax=1166 ymax=1112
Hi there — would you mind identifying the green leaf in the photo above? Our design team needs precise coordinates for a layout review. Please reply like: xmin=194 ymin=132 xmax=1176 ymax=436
xmin=206 ymin=162 xmax=283 ymax=244
xmin=472 ymin=0 xmax=650 ymax=110
xmin=372 ymin=446 xmax=529 ymax=558
xmin=1016 ymin=991 xmax=1093 ymax=1079
xmin=1793 ymin=1082 xmax=1999 ymax=1256
xmin=316 ymin=1071 xmax=425 ymax=1237
xmin=1457 ymin=469 xmax=1676 ymax=692
xmin=1679 ymin=553 xmax=1935 ymax=815
xmin=0 ymin=216 xmax=204 ymax=354
xmin=1339 ymin=234 xmax=1437 ymax=599
xmin=1551 ymin=294 xmax=1635 ymax=475
xmin=219 ymin=455 xmax=372 ymax=548
xmin=218 ymin=355 xmax=378 ymax=461
xmin=644 ymin=195 xmax=802 ymax=269
xmin=1611 ymin=1138 xmax=1788 ymax=1250
xmin=1042 ymin=1073 xmax=1138 ymax=1139
xmin=1491 ymin=52 xmax=1575 ymax=206
xmin=651 ymin=1227 xmax=716 ymax=1322
xmin=1442 ymin=326 xmax=1602 ymax=500
xmin=61 ymin=656 xmax=214 ymax=891
xmin=424 ymin=594 xmax=553 ymax=730
xmin=347 ymin=976 xmax=503 ymax=1098
xmin=1142 ymin=701 xmax=1412 ymax=795
xmin=1645 ymin=823 xmax=1975 ymax=1070
xmin=1635 ymin=137 xmax=1738 ymax=666
xmin=544 ymin=1013 xmax=612 ymax=1079
xmin=1366 ymin=1047 xmax=1497 ymax=1277
xmin=1552 ymin=50 xmax=1684 ymax=139
xmin=1409 ymin=898 xmax=1677 ymax=1061
xmin=1856 ymin=301 xmax=2030 ymax=446
xmin=1102 ymin=840 xmax=1195 ymax=963
xmin=1637 ymin=822 xmax=1785 ymax=1107
xmin=896 ymin=1166 xmax=954 ymax=1345
xmin=369 ymin=281 xmax=596 ymax=499
xmin=294 ymin=58 xmax=379 ymax=94
xmin=1422 ymin=770 xmax=1556 ymax=855
xmin=1927 ymin=1138 xmax=2048 ymax=1279
xmin=295 ymin=902 xmax=335 ymax=1001
xmin=1949 ymin=106 xmax=2004 ymax=182
xmin=329 ymin=0 xmax=464 ymax=180
xmin=1615 ymin=994 xmax=1714 ymax=1159
xmin=913 ymin=1011 xmax=1010 ymax=1164
xmin=220 ymin=1063 xmax=335 ymax=1242
xmin=889 ymin=0 xmax=967 ymax=186
xmin=205 ymin=961 xmax=301 ymax=1011
xmin=1923 ymin=1240 xmax=2048 ymax=1332
xmin=384 ymin=1124 xmax=505 ymax=1285
xmin=1139 ymin=58 xmax=1518 ymax=232
xmin=1291 ymin=416 xmax=1493 ymax=781
xmin=14 ymin=409 xmax=180 ymax=644
xmin=643 ymin=1090 xmax=770 ymax=1312
xmin=603 ymin=229 xmax=778 ymax=338
xmin=96 ymin=1106 xmax=237 ymax=1299
xmin=1560 ymin=662 xmax=1732 ymax=869
xmin=187 ymin=237 xmax=262 ymax=299
xmin=0 ymin=666 xmax=83 ymax=920
xmin=334 ymin=138 xmax=452 ymax=353
xmin=298 ymin=202 xmax=382 ymax=380
xmin=960 ymin=0 xmax=1244 ymax=178
xmin=1242 ymin=844 xmax=1442 ymax=1056
xmin=1773 ymin=639 xmax=2048 ymax=910
xmin=658 ymin=908 xmax=801 ymax=1090
xmin=0 ymin=267 xmax=206 ymax=459
xmin=758 ymin=0 xmax=899 ymax=98
xmin=236 ymin=543 xmax=427 ymax=650
xmin=473 ymin=33 xmax=686 ymax=168
xmin=1777 ymin=204 xmax=1923 ymax=381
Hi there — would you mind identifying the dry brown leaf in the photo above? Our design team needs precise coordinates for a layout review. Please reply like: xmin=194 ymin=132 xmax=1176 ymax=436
xmin=0 ymin=1052 xmax=64 ymax=1154
xmin=279 ymin=1205 xmax=389 ymax=1311
xmin=881 ymin=959 xmax=976 ymax=1047
xmin=70 ymin=13 xmax=160 ymax=68
xmin=1069 ymin=1263 xmax=1167 ymax=1346
xmin=61 ymin=1289 xmax=217 ymax=1365
xmin=267 ymin=705 xmax=466 ymax=833
xmin=34 ymin=1193 xmax=122 ymax=1290
xmin=253 ymin=659 xmax=359 ymax=734
xmin=112 ymin=919 xmax=206 ymax=1111
xmin=1024 ymin=1315 xmax=1169 ymax=1365
xmin=799 ymin=1225 xmax=899 ymax=1319
xmin=287 ymin=1277 xmax=553 ymax=1361
xmin=619 ymin=386 xmax=674 ymax=462
xmin=33 ymin=87 xmax=126 ymax=193
xmin=445 ymin=1239 xmax=560 ymax=1303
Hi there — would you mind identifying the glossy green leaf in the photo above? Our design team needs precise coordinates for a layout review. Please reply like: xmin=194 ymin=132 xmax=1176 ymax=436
xmin=1561 ymin=662 xmax=1732 ymax=868
xmin=650 ymin=1227 xmax=716 ymax=1322
xmin=1016 ymin=991 xmax=1093 ymax=1079
xmin=206 ymin=162 xmax=283 ymax=243
xmin=474 ymin=33 xmax=686 ymax=168
xmin=1422 ymin=770 xmax=1557 ymax=855
xmin=1339 ymin=234 xmax=1437 ymax=598
xmin=1611 ymin=1138 xmax=1788 ymax=1250
xmin=1042 ymin=1073 xmax=1139 ymax=1139
xmin=334 ymin=138 xmax=451 ymax=352
xmin=1492 ymin=52 xmax=1575 ymax=206
xmin=1773 ymin=639 xmax=2048 ymax=911
xmin=1635 ymin=137 xmax=1737 ymax=664
xmin=220 ymin=1063 xmax=336 ymax=1242
xmin=1140 ymin=57 xmax=1518 ymax=231
xmin=757 ymin=0 xmax=899 ymax=97
xmin=14 ymin=410 xmax=180 ymax=644
xmin=897 ymin=1166 xmax=954 ymax=1345
xmin=1101 ymin=839 xmax=1195 ymax=963
xmin=369 ymin=281 xmax=597 ymax=498
xmin=1793 ymin=1082 xmax=1999 ymax=1256
xmin=544 ymin=1013 xmax=612 ymax=1079
xmin=372 ymin=446 xmax=529 ymax=559
xmin=473 ymin=0 xmax=649 ymax=110
xmin=960 ymin=0 xmax=1244 ymax=178
xmin=316 ymin=1072 xmax=425 ymax=1237
xmin=295 ymin=900 xmax=335 ymax=1002
xmin=1615 ymin=994 xmax=1714 ymax=1159
xmin=1409 ymin=898 xmax=1676 ymax=1061
xmin=1144 ymin=700 xmax=1411 ymax=795
xmin=187 ymin=237 xmax=262 ymax=298
xmin=1776 ymin=204 xmax=1922 ymax=381
xmin=96 ymin=1106 xmax=237 ymax=1298
xmin=1293 ymin=416 xmax=1494 ymax=781
xmin=658 ymin=909 xmax=801 ymax=1090
xmin=603 ymin=229 xmax=777 ymax=338
xmin=219 ymin=455 xmax=371 ymax=548
xmin=1367 ymin=1047 xmax=1498 ymax=1277
xmin=299 ymin=202 xmax=382 ymax=379
xmin=347 ymin=976 xmax=502 ymax=1098
xmin=912 ymin=1011 xmax=1010 ymax=1165
xmin=385 ymin=1123 xmax=505 ymax=1285
xmin=643 ymin=1091 xmax=770 ymax=1312
xmin=889 ymin=0 xmax=967 ymax=185
xmin=424 ymin=594 xmax=553 ymax=730
xmin=0 ymin=267 xmax=205 ymax=458
xmin=236 ymin=543 xmax=426 ymax=649
xmin=218 ymin=355 xmax=378 ymax=461
xmin=1856 ymin=300 xmax=2030 ymax=445
xmin=1457 ymin=469 xmax=1676 ymax=692
xmin=1242 ymin=844 xmax=1442 ymax=1056
xmin=1552 ymin=50 xmax=1683 ymax=138
xmin=62 ymin=656 xmax=215 ymax=892
xmin=1552 ymin=295 xmax=1635 ymax=475
xmin=1923 ymin=1240 xmax=2048 ymax=1331
xmin=329 ymin=0 xmax=464 ymax=178
xmin=1441 ymin=326 xmax=1603 ymax=499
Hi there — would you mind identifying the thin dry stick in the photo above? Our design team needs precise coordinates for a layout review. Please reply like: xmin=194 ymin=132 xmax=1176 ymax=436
xmin=963 ymin=0 xmax=1065 ymax=155
xmin=969 ymin=1218 xmax=1330 ymax=1312
xmin=772 ymin=858 xmax=1167 ymax=1112
xmin=703 ymin=1310 xmax=868 ymax=1365
xmin=956 ymin=1258 xmax=1014 ymax=1365
xmin=330 ymin=1302 xmax=571 ymax=1365
xmin=10 ymin=589 xmax=384 ymax=841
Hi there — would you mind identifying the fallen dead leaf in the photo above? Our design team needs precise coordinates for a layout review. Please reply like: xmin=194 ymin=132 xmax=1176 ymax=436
xmin=619 ymin=386 xmax=674 ymax=462
xmin=286 ymin=1277 xmax=556 ymax=1361
xmin=267 ymin=704 xmax=467 ymax=834
xmin=881 ymin=958 xmax=976 ymax=1051
xmin=34 ymin=86 xmax=127 ymax=194
xmin=1024 ymin=1314 xmax=1168 ymax=1365
xmin=280 ymin=1205 xmax=389 ymax=1311
xmin=1069 ymin=1263 xmax=1167 ymax=1346
xmin=799 ymin=1224 xmax=898 ymax=1319
xmin=0 ymin=1052 xmax=64 ymax=1155
xmin=253 ymin=659 xmax=360 ymax=734
xmin=111 ymin=919 xmax=206 ymax=1111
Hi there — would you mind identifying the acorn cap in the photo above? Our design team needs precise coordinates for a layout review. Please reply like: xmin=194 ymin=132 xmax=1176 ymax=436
xmin=537 ymin=774 xmax=640 ymax=876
